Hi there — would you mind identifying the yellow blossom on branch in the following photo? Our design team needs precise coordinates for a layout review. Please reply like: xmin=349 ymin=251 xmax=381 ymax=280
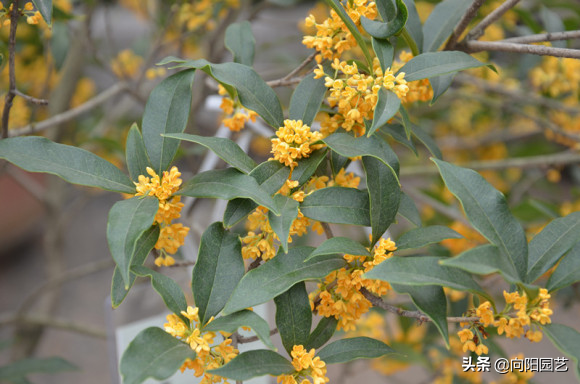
xmin=270 ymin=119 xmax=324 ymax=169
xmin=277 ymin=345 xmax=329 ymax=384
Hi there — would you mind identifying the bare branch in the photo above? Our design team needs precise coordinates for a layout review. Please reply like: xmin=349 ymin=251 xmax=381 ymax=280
xmin=0 ymin=313 xmax=106 ymax=339
xmin=464 ymin=40 xmax=580 ymax=59
xmin=321 ymin=222 xmax=335 ymax=240
xmin=266 ymin=76 xmax=304 ymax=88
xmin=168 ymin=261 xmax=196 ymax=268
xmin=14 ymin=89 xmax=49 ymax=106
xmin=281 ymin=52 xmax=317 ymax=82
xmin=237 ymin=328 xmax=279 ymax=344
xmin=502 ymin=30 xmax=580 ymax=44
xmin=464 ymin=0 xmax=521 ymax=42
xmin=2 ymin=0 xmax=21 ymax=139
xmin=444 ymin=0 xmax=486 ymax=50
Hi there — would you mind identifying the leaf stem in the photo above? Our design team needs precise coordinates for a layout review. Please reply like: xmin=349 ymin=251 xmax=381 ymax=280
xmin=401 ymin=28 xmax=419 ymax=56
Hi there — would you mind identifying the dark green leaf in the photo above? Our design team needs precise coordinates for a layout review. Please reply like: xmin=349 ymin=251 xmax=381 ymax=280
xmin=527 ymin=212 xmax=580 ymax=283
xmin=433 ymin=159 xmax=527 ymax=280
xmin=363 ymin=156 xmax=401 ymax=244
xmin=330 ymin=150 xmax=350 ymax=176
xmin=107 ymin=197 xmax=158 ymax=287
xmin=429 ymin=73 xmax=455 ymax=104
xmin=275 ymin=282 xmax=312 ymax=355
xmin=291 ymin=149 xmax=328 ymax=186
xmin=411 ymin=123 xmax=442 ymax=159
xmin=31 ymin=0 xmax=52 ymax=24
xmin=0 ymin=137 xmax=135 ymax=193
xmin=306 ymin=317 xmax=338 ymax=350
xmin=224 ymin=199 xmax=258 ymax=228
xmin=364 ymin=256 xmax=489 ymax=299
xmin=120 ymin=327 xmax=196 ymax=384
xmin=547 ymin=241 xmax=580 ymax=292
xmin=392 ymin=284 xmax=448 ymax=346
xmin=317 ymin=337 xmax=396 ymax=364
xmin=268 ymin=195 xmax=300 ymax=253
xmin=397 ymin=51 xmax=487 ymax=82
xmin=368 ymin=89 xmax=401 ymax=137
xmin=543 ymin=324 xmax=580 ymax=378
xmin=111 ymin=226 xmax=160 ymax=308
xmin=441 ymin=244 xmax=520 ymax=284
xmin=401 ymin=0 xmax=424 ymax=52
xmin=380 ymin=124 xmax=417 ymax=155
xmin=225 ymin=21 xmax=255 ymax=66
xmin=301 ymin=187 xmax=371 ymax=226
xmin=0 ymin=358 xmax=76 ymax=380
xmin=223 ymin=247 xmax=346 ymax=314
xmin=162 ymin=133 xmax=257 ymax=174
xmin=203 ymin=310 xmax=275 ymax=350
xmin=360 ymin=0 xmax=408 ymax=39
xmin=178 ymin=168 xmax=278 ymax=214
xmin=396 ymin=225 xmax=462 ymax=250
xmin=372 ymin=38 xmax=394 ymax=73
xmin=208 ymin=350 xmax=293 ymax=380
xmin=422 ymin=0 xmax=471 ymax=52
xmin=142 ymin=69 xmax=195 ymax=173
xmin=193 ymin=222 xmax=245 ymax=325
xmin=376 ymin=0 xmax=396 ymax=21
xmin=289 ymin=73 xmax=327 ymax=126
xmin=132 ymin=266 xmax=188 ymax=319
xmin=306 ymin=237 xmax=370 ymax=262
xmin=125 ymin=124 xmax=152 ymax=182
xmin=397 ymin=193 xmax=422 ymax=227
xmin=398 ymin=104 xmax=412 ymax=139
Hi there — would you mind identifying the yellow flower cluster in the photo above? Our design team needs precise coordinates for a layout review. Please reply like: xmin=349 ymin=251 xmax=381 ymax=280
xmin=277 ymin=345 xmax=329 ymax=384
xmin=134 ymin=166 xmax=189 ymax=266
xmin=218 ymin=85 xmax=258 ymax=132
xmin=428 ymin=337 xmax=483 ymax=384
xmin=164 ymin=306 xmax=238 ymax=384
xmin=0 ymin=3 xmax=42 ymax=27
xmin=392 ymin=51 xmax=433 ymax=104
xmin=316 ymin=58 xmax=408 ymax=137
xmin=530 ymin=56 xmax=580 ymax=99
xmin=177 ymin=0 xmax=239 ymax=32
xmin=302 ymin=0 xmax=377 ymax=63
xmin=311 ymin=238 xmax=396 ymax=331
xmin=270 ymin=119 xmax=324 ymax=169
xmin=111 ymin=49 xmax=143 ymax=79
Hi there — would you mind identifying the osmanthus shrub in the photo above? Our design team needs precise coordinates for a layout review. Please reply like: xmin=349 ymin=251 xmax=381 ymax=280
xmin=1 ymin=0 xmax=580 ymax=383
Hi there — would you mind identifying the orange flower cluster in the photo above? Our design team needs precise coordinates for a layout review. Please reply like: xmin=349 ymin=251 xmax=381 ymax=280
xmin=270 ymin=120 xmax=324 ymax=169
xmin=218 ymin=85 xmax=258 ymax=132
xmin=277 ymin=345 xmax=329 ymax=384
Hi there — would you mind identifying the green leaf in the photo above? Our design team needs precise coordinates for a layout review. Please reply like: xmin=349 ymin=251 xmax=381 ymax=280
xmin=372 ymin=38 xmax=394 ymax=73
xmin=223 ymin=199 xmax=258 ymax=228
xmin=224 ymin=21 xmax=255 ymax=66
xmin=433 ymin=159 xmax=527 ymax=280
xmin=429 ymin=73 xmax=455 ymax=104
xmin=111 ymin=226 xmax=160 ymax=308
xmin=330 ymin=150 xmax=350 ymax=176
xmin=527 ymin=211 xmax=580 ymax=283
xmin=391 ymin=284 xmax=449 ymax=346
xmin=544 ymin=324 xmax=580 ymax=379
xmin=142 ymin=69 xmax=195 ymax=173
xmin=289 ymin=73 xmax=327 ymax=126
xmin=178 ymin=168 xmax=278 ymax=214
xmin=31 ymin=0 xmax=52 ymax=24
xmin=323 ymin=133 xmax=399 ymax=181
xmin=193 ymin=222 xmax=245 ymax=325
xmin=398 ymin=193 xmax=422 ymax=227
xmin=290 ymin=149 xmax=328 ymax=186
xmin=396 ymin=225 xmax=462 ymax=250
xmin=380 ymin=124 xmax=417 ymax=155
xmin=106 ymin=197 xmax=158 ymax=288
xmin=376 ymin=0 xmax=396 ymax=21
xmin=547 ymin=241 xmax=580 ymax=292
xmin=0 ymin=358 xmax=76 ymax=381
xmin=398 ymin=104 xmax=412 ymax=140
xmin=160 ymin=58 xmax=284 ymax=128
xmin=422 ymin=0 xmax=471 ymax=52
xmin=364 ymin=256 xmax=489 ymax=299
xmin=268 ymin=195 xmax=300 ymax=253
xmin=208 ymin=350 xmax=293 ymax=381
xmin=0 ymin=137 xmax=135 ymax=193
xmin=306 ymin=237 xmax=370 ymax=262
xmin=275 ymin=282 xmax=312 ymax=355
xmin=322 ymin=0 xmax=373 ymax=68
xmin=401 ymin=0 xmax=424 ymax=52
xmin=120 ymin=327 xmax=196 ymax=384
xmin=317 ymin=337 xmax=396 ymax=364
xmin=132 ymin=266 xmax=188 ymax=320
xmin=125 ymin=123 xmax=152 ymax=182
xmin=300 ymin=187 xmax=371 ymax=226
xmin=411 ymin=123 xmax=442 ymax=159
xmin=368 ymin=89 xmax=401 ymax=137
xmin=223 ymin=247 xmax=346 ymax=314
xmin=397 ymin=51 xmax=487 ymax=82
xmin=305 ymin=317 xmax=338 ymax=350
xmin=162 ymin=133 xmax=257 ymax=174
xmin=363 ymin=156 xmax=401 ymax=244
xmin=203 ymin=310 xmax=276 ymax=350
xmin=441 ymin=244 xmax=521 ymax=284
xmin=361 ymin=0 xmax=408 ymax=39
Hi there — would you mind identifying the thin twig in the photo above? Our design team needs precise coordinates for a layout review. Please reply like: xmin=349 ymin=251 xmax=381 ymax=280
xmin=281 ymin=52 xmax=317 ymax=81
xmin=501 ymin=30 xmax=580 ymax=44
xmin=14 ymin=89 xmax=49 ymax=105
xmin=2 ymin=0 xmax=20 ymax=139
xmin=237 ymin=328 xmax=279 ymax=344
xmin=168 ymin=261 xmax=196 ymax=268
xmin=403 ymin=187 xmax=471 ymax=226
xmin=464 ymin=40 xmax=580 ymax=59
xmin=361 ymin=288 xmax=480 ymax=324
xmin=0 ymin=313 xmax=107 ymax=339
xmin=464 ymin=0 xmax=521 ymax=41
xmin=320 ymin=222 xmax=335 ymax=240
xmin=248 ymin=257 xmax=263 ymax=271
xmin=444 ymin=0 xmax=486 ymax=50
xmin=266 ymin=76 xmax=304 ymax=88
xmin=8 ymin=82 xmax=128 ymax=137
xmin=5 ymin=166 xmax=47 ymax=203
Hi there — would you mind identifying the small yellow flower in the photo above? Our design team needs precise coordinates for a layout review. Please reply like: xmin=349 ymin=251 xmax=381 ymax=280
xmin=270 ymin=119 xmax=324 ymax=168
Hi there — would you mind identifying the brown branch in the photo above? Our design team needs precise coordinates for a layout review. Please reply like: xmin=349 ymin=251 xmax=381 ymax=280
xmin=321 ymin=222 xmax=335 ymax=240
xmin=444 ymin=0 xmax=486 ymax=50
xmin=248 ymin=257 xmax=263 ymax=271
xmin=2 ymin=0 xmax=21 ymax=139
xmin=266 ymin=76 xmax=304 ymax=88
xmin=14 ymin=89 xmax=49 ymax=105
xmin=281 ymin=52 xmax=317 ymax=82
xmin=236 ymin=328 xmax=279 ymax=344
xmin=361 ymin=288 xmax=480 ymax=324
xmin=464 ymin=0 xmax=521 ymax=42
xmin=463 ymin=40 xmax=580 ymax=59
xmin=168 ymin=261 xmax=196 ymax=268
xmin=0 ymin=313 xmax=106 ymax=339
xmin=502 ymin=30 xmax=580 ymax=44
